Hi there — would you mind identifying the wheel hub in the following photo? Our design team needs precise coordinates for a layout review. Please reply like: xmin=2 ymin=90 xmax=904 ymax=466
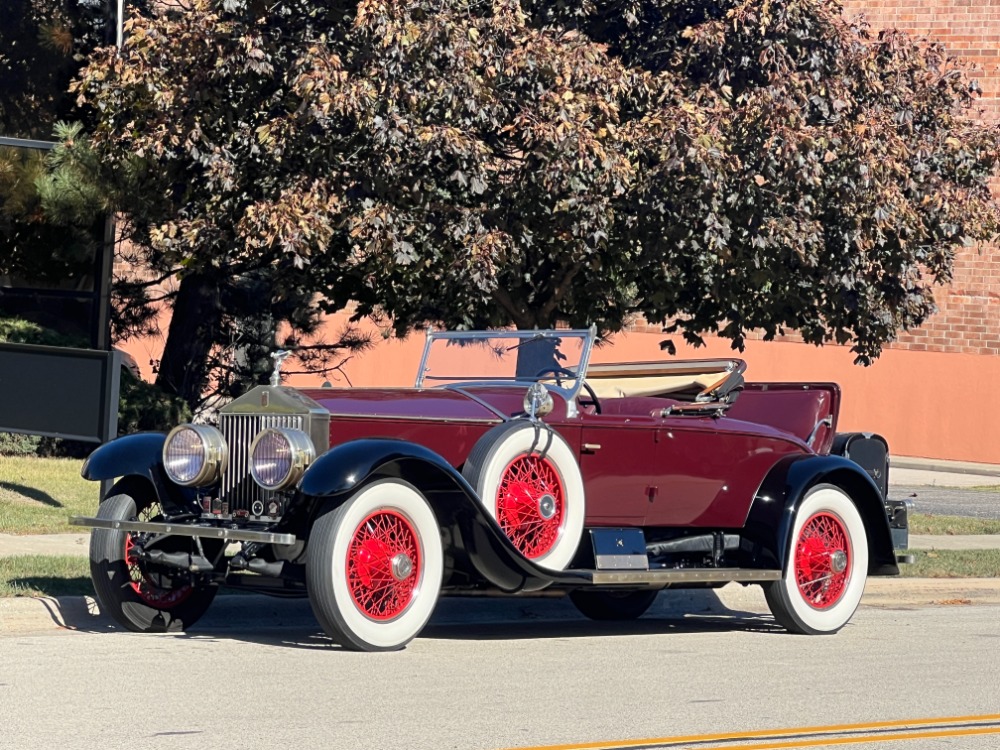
xmin=537 ymin=493 xmax=557 ymax=520
xmin=391 ymin=552 xmax=414 ymax=581
xmin=830 ymin=549 xmax=848 ymax=573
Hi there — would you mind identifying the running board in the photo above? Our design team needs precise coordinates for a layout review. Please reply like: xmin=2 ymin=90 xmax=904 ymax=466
xmin=565 ymin=567 xmax=782 ymax=586
xmin=69 ymin=516 xmax=297 ymax=546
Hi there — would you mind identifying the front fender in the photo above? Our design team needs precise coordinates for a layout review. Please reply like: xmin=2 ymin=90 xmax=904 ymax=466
xmin=81 ymin=432 xmax=197 ymax=513
xmin=742 ymin=454 xmax=898 ymax=576
xmin=290 ymin=439 xmax=567 ymax=592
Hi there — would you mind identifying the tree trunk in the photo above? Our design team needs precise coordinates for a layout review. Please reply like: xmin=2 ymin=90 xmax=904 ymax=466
xmin=155 ymin=273 xmax=222 ymax=409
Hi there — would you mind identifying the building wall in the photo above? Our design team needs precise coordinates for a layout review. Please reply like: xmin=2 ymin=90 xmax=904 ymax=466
xmin=840 ymin=0 xmax=1000 ymax=358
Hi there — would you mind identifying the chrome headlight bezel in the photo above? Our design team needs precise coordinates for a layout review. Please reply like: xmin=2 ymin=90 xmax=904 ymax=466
xmin=162 ymin=424 xmax=229 ymax=487
xmin=249 ymin=427 xmax=315 ymax=491
xmin=523 ymin=382 xmax=554 ymax=419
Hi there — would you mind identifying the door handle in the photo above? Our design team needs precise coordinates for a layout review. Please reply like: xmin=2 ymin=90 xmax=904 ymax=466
xmin=582 ymin=443 xmax=602 ymax=453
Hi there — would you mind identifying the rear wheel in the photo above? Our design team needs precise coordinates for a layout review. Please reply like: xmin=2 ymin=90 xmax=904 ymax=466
xmin=306 ymin=479 xmax=443 ymax=651
xmin=569 ymin=589 xmax=659 ymax=621
xmin=89 ymin=487 xmax=218 ymax=633
xmin=764 ymin=484 xmax=868 ymax=635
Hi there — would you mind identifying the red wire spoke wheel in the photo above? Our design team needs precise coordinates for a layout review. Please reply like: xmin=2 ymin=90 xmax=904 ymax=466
xmin=794 ymin=512 xmax=850 ymax=609
xmin=347 ymin=510 xmax=421 ymax=621
xmin=463 ymin=421 xmax=585 ymax=572
xmin=307 ymin=479 xmax=444 ymax=651
xmin=764 ymin=484 xmax=869 ymax=635
xmin=495 ymin=454 xmax=565 ymax=559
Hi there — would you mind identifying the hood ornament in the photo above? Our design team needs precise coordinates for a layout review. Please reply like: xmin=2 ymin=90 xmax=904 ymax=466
xmin=269 ymin=350 xmax=292 ymax=386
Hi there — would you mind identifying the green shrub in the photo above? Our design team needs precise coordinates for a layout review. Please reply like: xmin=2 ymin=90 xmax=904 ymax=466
xmin=0 ymin=432 xmax=42 ymax=456
xmin=0 ymin=317 xmax=86 ymax=347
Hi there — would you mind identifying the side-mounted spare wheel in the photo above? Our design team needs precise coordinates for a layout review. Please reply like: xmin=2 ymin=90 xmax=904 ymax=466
xmin=462 ymin=420 xmax=585 ymax=571
xmin=89 ymin=485 xmax=219 ymax=633
xmin=764 ymin=483 xmax=869 ymax=635
xmin=306 ymin=479 xmax=444 ymax=651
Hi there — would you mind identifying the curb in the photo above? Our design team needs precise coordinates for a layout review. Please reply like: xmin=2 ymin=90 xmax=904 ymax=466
xmin=893 ymin=455 xmax=1000 ymax=477
xmin=3 ymin=580 xmax=998 ymax=636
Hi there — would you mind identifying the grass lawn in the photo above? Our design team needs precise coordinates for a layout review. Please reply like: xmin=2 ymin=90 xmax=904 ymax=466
xmin=899 ymin=549 xmax=1000 ymax=578
xmin=0 ymin=455 xmax=98 ymax=534
xmin=909 ymin=513 xmax=1000 ymax=536
xmin=0 ymin=555 xmax=92 ymax=597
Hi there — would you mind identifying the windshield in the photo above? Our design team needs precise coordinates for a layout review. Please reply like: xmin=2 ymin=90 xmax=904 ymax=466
xmin=415 ymin=329 xmax=596 ymax=394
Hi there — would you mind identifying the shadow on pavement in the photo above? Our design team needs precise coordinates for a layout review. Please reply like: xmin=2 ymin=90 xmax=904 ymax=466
xmin=43 ymin=588 xmax=781 ymax=649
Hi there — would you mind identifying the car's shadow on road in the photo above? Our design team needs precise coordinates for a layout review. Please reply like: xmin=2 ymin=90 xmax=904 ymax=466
xmin=52 ymin=588 xmax=784 ymax=649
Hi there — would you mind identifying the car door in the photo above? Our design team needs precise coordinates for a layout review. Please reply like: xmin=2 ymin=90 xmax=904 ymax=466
xmin=645 ymin=415 xmax=805 ymax=528
xmin=576 ymin=410 xmax=659 ymax=526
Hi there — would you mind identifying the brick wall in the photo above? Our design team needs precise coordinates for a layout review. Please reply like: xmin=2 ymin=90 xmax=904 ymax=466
xmin=838 ymin=0 xmax=1000 ymax=356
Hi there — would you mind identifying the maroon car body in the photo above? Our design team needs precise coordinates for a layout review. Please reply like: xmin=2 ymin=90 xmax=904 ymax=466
xmin=74 ymin=328 xmax=907 ymax=651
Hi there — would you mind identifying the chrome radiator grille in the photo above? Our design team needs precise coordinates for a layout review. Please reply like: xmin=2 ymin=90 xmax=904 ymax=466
xmin=219 ymin=413 xmax=305 ymax=515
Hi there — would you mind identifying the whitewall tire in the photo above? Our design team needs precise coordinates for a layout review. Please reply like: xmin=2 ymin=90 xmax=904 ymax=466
xmin=764 ymin=484 xmax=868 ymax=635
xmin=306 ymin=479 xmax=443 ymax=651
xmin=463 ymin=421 xmax=585 ymax=571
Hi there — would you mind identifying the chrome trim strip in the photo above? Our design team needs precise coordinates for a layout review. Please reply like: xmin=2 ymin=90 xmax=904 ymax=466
xmin=807 ymin=416 xmax=834 ymax=447
xmin=326 ymin=413 xmax=500 ymax=424
xmin=69 ymin=516 xmax=297 ymax=545
xmin=583 ymin=568 xmax=782 ymax=585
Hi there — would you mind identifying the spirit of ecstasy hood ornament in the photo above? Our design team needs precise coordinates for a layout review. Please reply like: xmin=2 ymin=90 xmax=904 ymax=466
xmin=269 ymin=350 xmax=292 ymax=386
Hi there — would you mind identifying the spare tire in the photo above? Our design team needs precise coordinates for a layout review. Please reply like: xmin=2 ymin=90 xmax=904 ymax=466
xmin=463 ymin=421 xmax=585 ymax=571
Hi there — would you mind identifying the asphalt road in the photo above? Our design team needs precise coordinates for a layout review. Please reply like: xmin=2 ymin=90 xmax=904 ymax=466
xmin=893 ymin=485 xmax=1000 ymax=520
xmin=2 ymin=589 xmax=999 ymax=750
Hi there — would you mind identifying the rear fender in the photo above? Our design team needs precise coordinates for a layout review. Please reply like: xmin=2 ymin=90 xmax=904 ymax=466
xmin=290 ymin=438 xmax=557 ymax=592
xmin=741 ymin=454 xmax=899 ymax=576
xmin=81 ymin=433 xmax=199 ymax=513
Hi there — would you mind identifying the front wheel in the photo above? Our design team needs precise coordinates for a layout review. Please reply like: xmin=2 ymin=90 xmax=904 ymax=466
xmin=89 ymin=488 xmax=218 ymax=633
xmin=764 ymin=484 xmax=868 ymax=635
xmin=306 ymin=479 xmax=444 ymax=651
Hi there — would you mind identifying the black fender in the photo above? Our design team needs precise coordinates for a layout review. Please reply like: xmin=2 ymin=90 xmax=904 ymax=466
xmin=290 ymin=438 xmax=582 ymax=592
xmin=741 ymin=454 xmax=899 ymax=576
xmin=80 ymin=432 xmax=199 ymax=513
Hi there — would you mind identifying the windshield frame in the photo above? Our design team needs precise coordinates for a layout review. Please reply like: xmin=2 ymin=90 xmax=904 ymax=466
xmin=415 ymin=327 xmax=597 ymax=414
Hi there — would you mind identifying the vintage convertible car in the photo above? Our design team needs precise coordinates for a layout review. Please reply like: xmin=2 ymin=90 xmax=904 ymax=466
xmin=73 ymin=328 xmax=909 ymax=650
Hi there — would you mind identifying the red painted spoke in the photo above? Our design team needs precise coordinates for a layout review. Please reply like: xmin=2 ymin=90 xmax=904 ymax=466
xmin=124 ymin=503 xmax=192 ymax=608
xmin=795 ymin=511 xmax=850 ymax=609
xmin=495 ymin=454 xmax=565 ymax=559
xmin=347 ymin=510 xmax=421 ymax=621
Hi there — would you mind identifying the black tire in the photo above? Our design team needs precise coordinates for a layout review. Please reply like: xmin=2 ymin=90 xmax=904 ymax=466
xmin=89 ymin=488 xmax=218 ymax=633
xmin=306 ymin=479 xmax=443 ymax=651
xmin=569 ymin=589 xmax=659 ymax=621
xmin=763 ymin=484 xmax=868 ymax=635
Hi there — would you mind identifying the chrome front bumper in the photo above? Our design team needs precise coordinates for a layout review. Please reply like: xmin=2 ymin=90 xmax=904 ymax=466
xmin=69 ymin=516 xmax=297 ymax=546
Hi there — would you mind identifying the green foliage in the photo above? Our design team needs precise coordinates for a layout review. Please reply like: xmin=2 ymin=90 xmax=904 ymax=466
xmin=0 ymin=433 xmax=41 ymax=457
xmin=0 ymin=316 xmax=85 ymax=347
xmin=70 ymin=0 xmax=1000 ymax=366
xmin=117 ymin=370 xmax=191 ymax=433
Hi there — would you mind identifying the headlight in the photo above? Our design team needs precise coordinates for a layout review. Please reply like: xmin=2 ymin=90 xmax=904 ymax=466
xmin=249 ymin=428 xmax=315 ymax=491
xmin=162 ymin=425 xmax=228 ymax=487
xmin=523 ymin=382 xmax=554 ymax=418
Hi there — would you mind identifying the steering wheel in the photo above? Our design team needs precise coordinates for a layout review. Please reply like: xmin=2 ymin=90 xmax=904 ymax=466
xmin=535 ymin=367 xmax=602 ymax=415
